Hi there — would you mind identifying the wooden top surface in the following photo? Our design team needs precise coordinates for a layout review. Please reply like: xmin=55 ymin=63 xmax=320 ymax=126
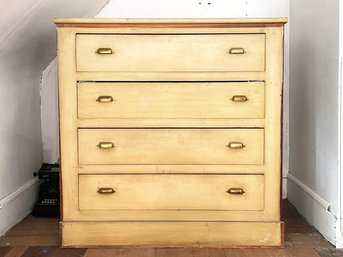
xmin=54 ymin=18 xmax=288 ymax=28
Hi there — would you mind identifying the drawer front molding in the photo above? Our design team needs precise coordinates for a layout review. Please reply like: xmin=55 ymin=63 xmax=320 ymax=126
xmin=78 ymin=129 xmax=264 ymax=165
xmin=79 ymin=174 xmax=264 ymax=211
xmin=78 ymin=82 xmax=265 ymax=119
xmin=76 ymin=34 xmax=265 ymax=72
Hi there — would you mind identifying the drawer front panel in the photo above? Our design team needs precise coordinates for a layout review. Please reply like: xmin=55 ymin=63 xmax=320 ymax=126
xmin=78 ymin=82 xmax=264 ymax=119
xmin=76 ymin=34 xmax=265 ymax=72
xmin=79 ymin=175 xmax=264 ymax=211
xmin=78 ymin=129 xmax=264 ymax=165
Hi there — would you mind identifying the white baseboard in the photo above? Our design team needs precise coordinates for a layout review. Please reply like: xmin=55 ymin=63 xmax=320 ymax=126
xmin=287 ymin=173 xmax=336 ymax=245
xmin=0 ymin=178 xmax=40 ymax=236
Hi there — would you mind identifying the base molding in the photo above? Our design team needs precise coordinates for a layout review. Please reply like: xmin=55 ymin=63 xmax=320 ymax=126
xmin=287 ymin=173 xmax=336 ymax=245
xmin=61 ymin=221 xmax=283 ymax=247
xmin=0 ymin=178 xmax=40 ymax=236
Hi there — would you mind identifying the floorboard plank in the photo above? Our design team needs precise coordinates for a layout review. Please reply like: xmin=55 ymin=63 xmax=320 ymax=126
xmin=0 ymin=235 xmax=60 ymax=246
xmin=288 ymin=233 xmax=334 ymax=248
xmin=177 ymin=248 xmax=193 ymax=257
xmin=20 ymin=247 xmax=58 ymax=257
xmin=6 ymin=217 xmax=59 ymax=236
xmin=131 ymin=248 xmax=155 ymax=257
xmin=284 ymin=233 xmax=294 ymax=248
xmin=3 ymin=246 xmax=27 ymax=257
xmin=84 ymin=249 xmax=132 ymax=257
xmin=315 ymin=248 xmax=343 ymax=257
xmin=283 ymin=218 xmax=317 ymax=234
xmin=193 ymin=248 xmax=209 ymax=257
xmin=286 ymin=247 xmax=321 ymax=257
xmin=156 ymin=248 xmax=178 ymax=257
xmin=208 ymin=249 xmax=225 ymax=257
xmin=0 ymin=247 xmax=12 ymax=257
xmin=223 ymin=249 xmax=241 ymax=257
xmin=241 ymin=249 xmax=288 ymax=257
xmin=51 ymin=248 xmax=87 ymax=257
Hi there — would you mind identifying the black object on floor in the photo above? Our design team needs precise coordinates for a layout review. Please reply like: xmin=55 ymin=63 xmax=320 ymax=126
xmin=32 ymin=163 xmax=60 ymax=218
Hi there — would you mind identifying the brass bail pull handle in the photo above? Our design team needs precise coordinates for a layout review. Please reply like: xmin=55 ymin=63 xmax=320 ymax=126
xmin=96 ymin=48 xmax=114 ymax=55
xmin=231 ymin=95 xmax=248 ymax=102
xmin=97 ymin=187 xmax=116 ymax=194
xmin=227 ymin=142 xmax=245 ymax=149
xmin=227 ymin=188 xmax=245 ymax=195
xmin=228 ymin=48 xmax=246 ymax=54
xmin=96 ymin=96 xmax=114 ymax=103
xmin=97 ymin=142 xmax=115 ymax=149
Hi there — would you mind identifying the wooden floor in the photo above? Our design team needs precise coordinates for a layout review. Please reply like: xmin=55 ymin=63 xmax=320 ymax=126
xmin=0 ymin=199 xmax=341 ymax=257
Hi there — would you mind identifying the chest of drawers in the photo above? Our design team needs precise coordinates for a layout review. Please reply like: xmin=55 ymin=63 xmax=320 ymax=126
xmin=55 ymin=18 xmax=287 ymax=247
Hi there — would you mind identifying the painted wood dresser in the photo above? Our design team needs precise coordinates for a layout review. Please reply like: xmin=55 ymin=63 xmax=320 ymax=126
xmin=54 ymin=18 xmax=287 ymax=247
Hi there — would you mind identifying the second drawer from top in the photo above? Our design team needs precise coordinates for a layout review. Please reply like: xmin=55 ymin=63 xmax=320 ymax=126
xmin=78 ymin=82 xmax=265 ymax=119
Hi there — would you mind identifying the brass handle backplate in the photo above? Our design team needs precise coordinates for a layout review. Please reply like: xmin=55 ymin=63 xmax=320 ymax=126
xmin=227 ymin=188 xmax=245 ymax=195
xmin=97 ymin=142 xmax=115 ymax=149
xmin=231 ymin=95 xmax=248 ymax=102
xmin=227 ymin=142 xmax=245 ymax=149
xmin=97 ymin=187 xmax=116 ymax=194
xmin=96 ymin=48 xmax=114 ymax=55
xmin=96 ymin=96 xmax=114 ymax=103
xmin=228 ymin=48 xmax=246 ymax=54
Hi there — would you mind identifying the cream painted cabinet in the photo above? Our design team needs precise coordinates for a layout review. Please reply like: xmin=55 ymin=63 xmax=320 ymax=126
xmin=55 ymin=18 xmax=287 ymax=247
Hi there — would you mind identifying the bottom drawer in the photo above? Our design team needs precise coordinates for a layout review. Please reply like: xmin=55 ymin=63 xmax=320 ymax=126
xmin=79 ymin=175 xmax=264 ymax=211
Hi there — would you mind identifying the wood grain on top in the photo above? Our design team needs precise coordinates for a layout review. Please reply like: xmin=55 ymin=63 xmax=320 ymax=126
xmin=54 ymin=18 xmax=288 ymax=28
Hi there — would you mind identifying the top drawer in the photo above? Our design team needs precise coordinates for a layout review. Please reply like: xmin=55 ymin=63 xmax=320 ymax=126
xmin=76 ymin=34 xmax=265 ymax=72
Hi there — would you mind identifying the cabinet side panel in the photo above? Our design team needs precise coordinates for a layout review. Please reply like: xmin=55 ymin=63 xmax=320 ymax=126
xmin=57 ymin=28 xmax=78 ymax=221
xmin=263 ymin=27 xmax=284 ymax=220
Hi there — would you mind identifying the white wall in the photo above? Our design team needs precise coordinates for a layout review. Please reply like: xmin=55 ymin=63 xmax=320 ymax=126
xmin=338 ymin=1 xmax=343 ymax=247
xmin=41 ymin=0 xmax=290 ymax=197
xmin=0 ymin=0 xmax=109 ymax=236
xmin=288 ymin=0 xmax=340 ymax=245
xmin=96 ymin=0 xmax=288 ymax=19
xmin=41 ymin=60 xmax=59 ymax=164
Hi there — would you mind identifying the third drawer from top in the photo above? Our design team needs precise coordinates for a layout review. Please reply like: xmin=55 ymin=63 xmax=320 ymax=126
xmin=78 ymin=128 xmax=264 ymax=165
